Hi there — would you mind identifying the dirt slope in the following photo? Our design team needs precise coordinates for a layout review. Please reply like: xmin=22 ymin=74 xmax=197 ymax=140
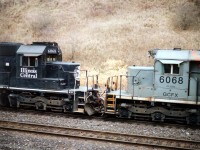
xmin=0 ymin=0 xmax=199 ymax=85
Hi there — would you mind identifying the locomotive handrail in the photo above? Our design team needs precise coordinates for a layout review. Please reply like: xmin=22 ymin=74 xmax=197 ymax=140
xmin=106 ymin=76 xmax=118 ymax=92
xmin=80 ymin=70 xmax=98 ymax=89
xmin=79 ymin=70 xmax=99 ymax=101
xmin=87 ymin=75 xmax=99 ymax=89
xmin=106 ymin=75 xmax=134 ymax=99
xmin=119 ymin=75 xmax=134 ymax=99
xmin=46 ymin=64 xmax=77 ymax=74
xmin=196 ymin=78 xmax=198 ymax=104
xmin=0 ymin=72 xmax=11 ymax=73
xmin=80 ymin=70 xmax=88 ymax=77
xmin=80 ymin=70 xmax=88 ymax=101
xmin=189 ymin=76 xmax=199 ymax=104
xmin=189 ymin=71 xmax=200 ymax=74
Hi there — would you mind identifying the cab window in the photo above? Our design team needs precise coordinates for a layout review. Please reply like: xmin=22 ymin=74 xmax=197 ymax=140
xmin=20 ymin=56 xmax=38 ymax=67
xmin=164 ymin=64 xmax=179 ymax=74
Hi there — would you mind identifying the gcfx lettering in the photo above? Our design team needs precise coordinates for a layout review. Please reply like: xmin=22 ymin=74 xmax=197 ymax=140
xmin=163 ymin=92 xmax=178 ymax=98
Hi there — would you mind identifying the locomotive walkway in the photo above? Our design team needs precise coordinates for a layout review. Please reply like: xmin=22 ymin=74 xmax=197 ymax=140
xmin=0 ymin=120 xmax=199 ymax=149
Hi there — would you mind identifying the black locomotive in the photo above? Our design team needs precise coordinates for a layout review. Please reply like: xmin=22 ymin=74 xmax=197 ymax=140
xmin=0 ymin=42 xmax=101 ymax=113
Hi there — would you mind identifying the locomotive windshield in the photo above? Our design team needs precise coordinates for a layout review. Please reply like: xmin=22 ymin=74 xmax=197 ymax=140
xmin=46 ymin=47 xmax=62 ymax=62
xmin=159 ymin=60 xmax=182 ymax=75
xmin=46 ymin=54 xmax=59 ymax=62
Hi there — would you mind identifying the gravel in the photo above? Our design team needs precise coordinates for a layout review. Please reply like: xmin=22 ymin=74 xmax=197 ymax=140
xmin=1 ymin=128 xmax=165 ymax=150
xmin=0 ymin=109 xmax=199 ymax=150
xmin=0 ymin=129 xmax=155 ymax=150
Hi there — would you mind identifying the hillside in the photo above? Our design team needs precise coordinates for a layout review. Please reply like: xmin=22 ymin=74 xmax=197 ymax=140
xmin=0 ymin=0 xmax=199 ymax=85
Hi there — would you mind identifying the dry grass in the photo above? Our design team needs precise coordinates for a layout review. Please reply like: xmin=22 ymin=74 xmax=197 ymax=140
xmin=171 ymin=0 xmax=200 ymax=31
xmin=0 ymin=0 xmax=199 ymax=87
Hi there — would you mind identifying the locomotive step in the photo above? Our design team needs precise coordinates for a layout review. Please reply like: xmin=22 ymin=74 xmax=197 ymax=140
xmin=106 ymin=104 xmax=115 ymax=107
xmin=78 ymin=96 xmax=85 ymax=99
xmin=74 ymin=108 xmax=84 ymax=113
xmin=105 ymin=109 xmax=116 ymax=114
xmin=107 ymin=98 xmax=115 ymax=101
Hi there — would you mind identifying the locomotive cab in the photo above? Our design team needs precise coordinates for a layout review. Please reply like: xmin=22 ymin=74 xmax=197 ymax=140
xmin=12 ymin=42 xmax=80 ymax=90
xmin=152 ymin=50 xmax=198 ymax=104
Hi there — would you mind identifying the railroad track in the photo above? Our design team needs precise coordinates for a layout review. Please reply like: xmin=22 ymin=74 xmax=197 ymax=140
xmin=0 ymin=120 xmax=199 ymax=150
xmin=1 ymin=107 xmax=198 ymax=129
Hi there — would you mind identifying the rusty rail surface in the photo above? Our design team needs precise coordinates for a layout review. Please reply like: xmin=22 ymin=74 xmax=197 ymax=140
xmin=0 ymin=120 xmax=199 ymax=149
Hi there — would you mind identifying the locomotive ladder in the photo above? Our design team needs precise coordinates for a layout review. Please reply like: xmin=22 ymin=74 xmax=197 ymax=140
xmin=105 ymin=94 xmax=116 ymax=113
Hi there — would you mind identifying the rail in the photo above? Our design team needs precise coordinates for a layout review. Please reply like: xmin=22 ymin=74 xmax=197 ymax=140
xmin=0 ymin=120 xmax=199 ymax=149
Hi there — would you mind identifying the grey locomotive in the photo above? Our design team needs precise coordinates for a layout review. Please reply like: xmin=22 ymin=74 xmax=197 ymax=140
xmin=105 ymin=49 xmax=200 ymax=124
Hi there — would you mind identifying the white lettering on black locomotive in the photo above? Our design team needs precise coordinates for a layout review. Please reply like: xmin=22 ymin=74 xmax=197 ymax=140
xmin=20 ymin=68 xmax=37 ymax=78
xmin=48 ymin=49 xmax=57 ymax=54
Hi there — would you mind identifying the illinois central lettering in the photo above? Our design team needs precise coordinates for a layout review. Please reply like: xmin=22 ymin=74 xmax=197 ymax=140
xmin=20 ymin=68 xmax=37 ymax=78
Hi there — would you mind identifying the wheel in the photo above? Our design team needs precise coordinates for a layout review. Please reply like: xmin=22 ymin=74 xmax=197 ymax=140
xmin=8 ymin=94 xmax=18 ymax=107
xmin=151 ymin=112 xmax=165 ymax=122
xmin=0 ymin=90 xmax=10 ymax=107
xmin=186 ymin=114 xmax=198 ymax=125
xmin=35 ymin=102 xmax=47 ymax=110
xmin=63 ymin=104 xmax=72 ymax=112
xmin=118 ymin=108 xmax=132 ymax=118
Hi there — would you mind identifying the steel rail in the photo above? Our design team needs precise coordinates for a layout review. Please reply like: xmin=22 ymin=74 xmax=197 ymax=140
xmin=0 ymin=120 xmax=199 ymax=149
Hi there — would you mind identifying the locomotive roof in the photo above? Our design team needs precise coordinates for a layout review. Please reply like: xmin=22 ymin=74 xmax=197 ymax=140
xmin=47 ymin=61 xmax=80 ymax=65
xmin=0 ymin=42 xmax=23 ymax=45
xmin=149 ymin=49 xmax=200 ymax=61
xmin=0 ymin=42 xmax=23 ymax=56
xmin=128 ymin=66 xmax=154 ymax=70
xmin=17 ymin=45 xmax=46 ymax=56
